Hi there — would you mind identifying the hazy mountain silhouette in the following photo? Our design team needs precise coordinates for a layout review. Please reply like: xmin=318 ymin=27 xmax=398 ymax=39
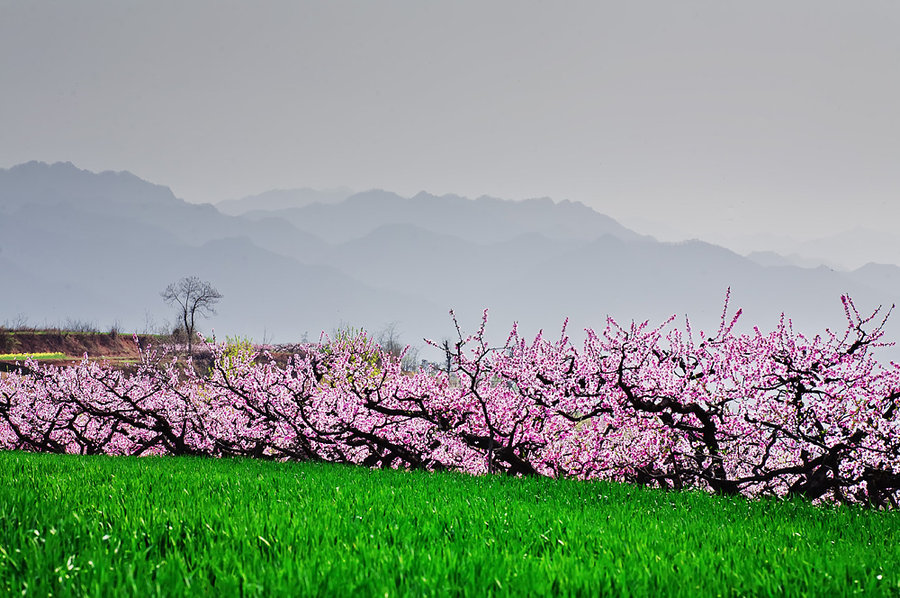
xmin=0 ymin=161 xmax=327 ymax=262
xmin=3 ymin=161 xmax=900 ymax=359
xmin=744 ymin=251 xmax=829 ymax=269
xmin=0 ymin=162 xmax=435 ymax=340
xmin=241 ymin=189 xmax=648 ymax=245
xmin=319 ymin=223 xmax=586 ymax=323
xmin=0 ymin=161 xmax=180 ymax=210
xmin=793 ymin=229 xmax=900 ymax=271
xmin=729 ymin=229 xmax=900 ymax=272
xmin=845 ymin=263 xmax=900 ymax=302
xmin=492 ymin=237 xmax=891 ymax=336
xmin=217 ymin=187 xmax=353 ymax=216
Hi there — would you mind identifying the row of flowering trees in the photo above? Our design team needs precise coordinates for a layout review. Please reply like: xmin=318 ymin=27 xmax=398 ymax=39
xmin=1 ymin=295 xmax=899 ymax=507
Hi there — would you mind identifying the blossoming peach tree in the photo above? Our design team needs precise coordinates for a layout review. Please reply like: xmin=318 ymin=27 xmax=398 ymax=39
xmin=1 ymin=295 xmax=898 ymax=507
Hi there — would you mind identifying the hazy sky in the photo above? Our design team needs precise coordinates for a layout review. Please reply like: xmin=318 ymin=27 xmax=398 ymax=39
xmin=2 ymin=1 xmax=898 ymax=244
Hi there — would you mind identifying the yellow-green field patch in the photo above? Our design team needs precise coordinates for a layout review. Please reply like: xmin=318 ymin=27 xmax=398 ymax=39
xmin=0 ymin=352 xmax=67 ymax=361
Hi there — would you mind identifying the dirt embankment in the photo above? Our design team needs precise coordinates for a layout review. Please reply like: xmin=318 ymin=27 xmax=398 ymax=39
xmin=0 ymin=331 xmax=308 ymax=375
xmin=0 ymin=331 xmax=157 ymax=366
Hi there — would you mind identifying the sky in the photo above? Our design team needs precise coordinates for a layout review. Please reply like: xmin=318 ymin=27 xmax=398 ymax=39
xmin=2 ymin=1 xmax=899 ymax=247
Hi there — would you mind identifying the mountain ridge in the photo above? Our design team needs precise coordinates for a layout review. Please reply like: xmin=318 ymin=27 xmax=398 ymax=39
xmin=3 ymin=161 xmax=900 ymax=359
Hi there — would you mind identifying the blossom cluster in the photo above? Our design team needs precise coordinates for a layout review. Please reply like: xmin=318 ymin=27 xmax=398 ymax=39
xmin=1 ymin=295 xmax=898 ymax=507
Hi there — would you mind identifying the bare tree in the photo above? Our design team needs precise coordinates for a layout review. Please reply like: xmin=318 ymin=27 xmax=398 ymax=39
xmin=161 ymin=276 xmax=223 ymax=355
xmin=377 ymin=321 xmax=404 ymax=359
xmin=377 ymin=322 xmax=420 ymax=371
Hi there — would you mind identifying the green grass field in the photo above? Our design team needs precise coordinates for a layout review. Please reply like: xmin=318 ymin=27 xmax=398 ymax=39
xmin=0 ymin=452 xmax=897 ymax=597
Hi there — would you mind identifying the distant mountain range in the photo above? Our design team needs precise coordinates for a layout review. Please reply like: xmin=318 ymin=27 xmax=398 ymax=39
xmin=715 ymin=229 xmax=900 ymax=271
xmin=239 ymin=189 xmax=648 ymax=245
xmin=2 ymin=161 xmax=900 ymax=359
xmin=216 ymin=187 xmax=353 ymax=216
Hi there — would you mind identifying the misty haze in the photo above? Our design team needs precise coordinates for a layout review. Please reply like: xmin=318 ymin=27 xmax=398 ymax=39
xmin=3 ymin=159 xmax=900 ymax=361
xmin=2 ymin=1 xmax=899 ymax=353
